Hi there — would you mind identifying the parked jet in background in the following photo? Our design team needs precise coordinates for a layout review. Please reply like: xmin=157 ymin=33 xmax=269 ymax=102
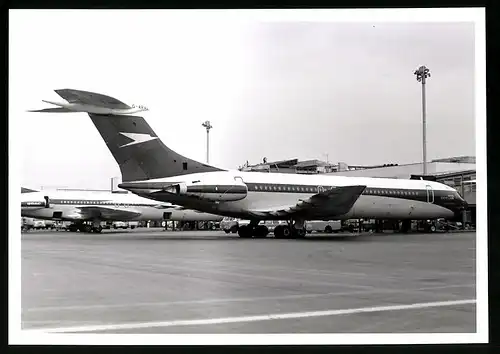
xmin=31 ymin=89 xmax=468 ymax=239
xmin=28 ymin=89 xmax=148 ymax=115
xmin=21 ymin=188 xmax=223 ymax=233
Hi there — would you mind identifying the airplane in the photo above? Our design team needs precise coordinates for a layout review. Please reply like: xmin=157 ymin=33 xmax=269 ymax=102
xmin=21 ymin=188 xmax=223 ymax=233
xmin=28 ymin=89 xmax=149 ymax=115
xmin=30 ymin=89 xmax=468 ymax=239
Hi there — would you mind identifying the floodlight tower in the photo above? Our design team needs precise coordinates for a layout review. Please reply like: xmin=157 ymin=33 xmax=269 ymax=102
xmin=202 ymin=120 xmax=213 ymax=164
xmin=414 ymin=65 xmax=431 ymax=175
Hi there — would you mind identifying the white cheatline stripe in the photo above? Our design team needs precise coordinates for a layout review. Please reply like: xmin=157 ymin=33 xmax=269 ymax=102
xmin=23 ymin=299 xmax=476 ymax=334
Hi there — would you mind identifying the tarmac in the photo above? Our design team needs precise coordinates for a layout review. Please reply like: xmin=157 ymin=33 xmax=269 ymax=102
xmin=21 ymin=229 xmax=476 ymax=334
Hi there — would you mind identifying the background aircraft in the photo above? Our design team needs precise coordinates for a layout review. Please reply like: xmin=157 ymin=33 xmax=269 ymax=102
xmin=21 ymin=188 xmax=223 ymax=233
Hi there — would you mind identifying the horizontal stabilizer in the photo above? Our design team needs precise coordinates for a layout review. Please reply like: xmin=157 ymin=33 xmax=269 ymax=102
xmin=55 ymin=89 xmax=131 ymax=109
xmin=27 ymin=107 xmax=74 ymax=113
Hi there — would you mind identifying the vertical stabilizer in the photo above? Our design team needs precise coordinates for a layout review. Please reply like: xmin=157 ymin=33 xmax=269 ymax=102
xmin=88 ymin=114 xmax=224 ymax=182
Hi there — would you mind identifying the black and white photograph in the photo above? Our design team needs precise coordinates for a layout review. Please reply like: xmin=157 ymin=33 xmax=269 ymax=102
xmin=9 ymin=8 xmax=487 ymax=345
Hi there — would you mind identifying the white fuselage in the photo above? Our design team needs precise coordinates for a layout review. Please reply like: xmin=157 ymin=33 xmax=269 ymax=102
xmin=21 ymin=190 xmax=223 ymax=222
xmin=122 ymin=170 xmax=465 ymax=221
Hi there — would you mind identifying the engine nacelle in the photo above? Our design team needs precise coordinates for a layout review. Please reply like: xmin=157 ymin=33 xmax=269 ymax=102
xmin=164 ymin=179 xmax=248 ymax=202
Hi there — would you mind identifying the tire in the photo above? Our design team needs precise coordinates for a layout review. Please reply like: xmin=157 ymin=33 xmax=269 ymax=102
xmin=238 ymin=225 xmax=252 ymax=238
xmin=230 ymin=225 xmax=238 ymax=234
xmin=325 ymin=226 xmax=333 ymax=233
xmin=224 ymin=229 xmax=230 ymax=234
xmin=430 ymin=225 xmax=437 ymax=233
xmin=254 ymin=225 xmax=269 ymax=238
xmin=274 ymin=225 xmax=285 ymax=239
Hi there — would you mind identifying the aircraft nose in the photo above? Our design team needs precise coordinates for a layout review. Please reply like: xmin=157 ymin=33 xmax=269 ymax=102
xmin=457 ymin=192 xmax=468 ymax=207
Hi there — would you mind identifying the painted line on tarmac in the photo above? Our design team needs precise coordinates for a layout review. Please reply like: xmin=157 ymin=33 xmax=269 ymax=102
xmin=23 ymin=298 xmax=476 ymax=333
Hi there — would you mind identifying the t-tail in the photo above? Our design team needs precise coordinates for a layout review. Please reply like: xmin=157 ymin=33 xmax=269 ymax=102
xmin=88 ymin=114 xmax=224 ymax=182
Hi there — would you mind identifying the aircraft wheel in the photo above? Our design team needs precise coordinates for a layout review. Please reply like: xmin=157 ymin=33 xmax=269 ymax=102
xmin=430 ymin=225 xmax=437 ymax=233
xmin=230 ymin=226 xmax=238 ymax=233
xmin=282 ymin=226 xmax=292 ymax=239
xmin=238 ymin=225 xmax=253 ymax=238
xmin=274 ymin=225 xmax=284 ymax=239
xmin=254 ymin=225 xmax=269 ymax=238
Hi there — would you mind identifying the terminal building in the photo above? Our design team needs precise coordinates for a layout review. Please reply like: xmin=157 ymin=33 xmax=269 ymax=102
xmin=240 ymin=156 xmax=476 ymax=227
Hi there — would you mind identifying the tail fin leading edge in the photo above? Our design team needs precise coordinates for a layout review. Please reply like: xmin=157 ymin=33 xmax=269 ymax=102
xmin=88 ymin=114 xmax=224 ymax=182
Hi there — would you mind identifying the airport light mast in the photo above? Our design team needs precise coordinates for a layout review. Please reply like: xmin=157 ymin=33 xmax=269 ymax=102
xmin=414 ymin=65 xmax=431 ymax=175
xmin=202 ymin=120 xmax=213 ymax=164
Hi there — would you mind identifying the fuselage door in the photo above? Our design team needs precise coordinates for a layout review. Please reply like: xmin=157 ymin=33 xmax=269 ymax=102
xmin=425 ymin=185 xmax=434 ymax=203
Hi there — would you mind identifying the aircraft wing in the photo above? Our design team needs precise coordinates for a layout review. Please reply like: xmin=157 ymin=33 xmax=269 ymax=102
xmin=76 ymin=205 xmax=142 ymax=220
xmin=247 ymin=185 xmax=366 ymax=219
xmin=55 ymin=89 xmax=131 ymax=109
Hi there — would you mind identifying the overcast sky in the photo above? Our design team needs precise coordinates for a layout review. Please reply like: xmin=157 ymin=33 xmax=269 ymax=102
xmin=11 ymin=10 xmax=480 ymax=190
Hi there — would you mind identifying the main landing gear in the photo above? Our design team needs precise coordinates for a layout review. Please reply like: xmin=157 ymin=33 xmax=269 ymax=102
xmin=237 ymin=219 xmax=306 ymax=239
xmin=274 ymin=219 xmax=306 ymax=239
xmin=237 ymin=220 xmax=269 ymax=238
xmin=68 ymin=221 xmax=103 ymax=233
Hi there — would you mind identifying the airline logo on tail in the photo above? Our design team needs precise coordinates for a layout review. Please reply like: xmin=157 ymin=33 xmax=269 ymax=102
xmin=119 ymin=132 xmax=159 ymax=148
